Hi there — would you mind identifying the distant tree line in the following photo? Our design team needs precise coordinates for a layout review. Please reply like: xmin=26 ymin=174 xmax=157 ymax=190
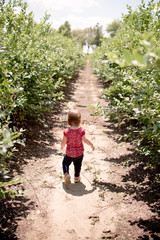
xmin=58 ymin=21 xmax=103 ymax=53
xmin=57 ymin=19 xmax=122 ymax=53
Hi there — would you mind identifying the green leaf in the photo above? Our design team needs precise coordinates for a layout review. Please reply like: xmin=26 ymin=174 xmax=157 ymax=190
xmin=123 ymin=50 xmax=133 ymax=64
xmin=0 ymin=190 xmax=6 ymax=199
xmin=132 ymin=49 xmax=144 ymax=65
xmin=0 ymin=178 xmax=23 ymax=188
xmin=3 ymin=129 xmax=11 ymax=140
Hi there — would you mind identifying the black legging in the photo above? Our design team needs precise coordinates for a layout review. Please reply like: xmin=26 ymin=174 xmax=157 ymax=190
xmin=62 ymin=154 xmax=83 ymax=177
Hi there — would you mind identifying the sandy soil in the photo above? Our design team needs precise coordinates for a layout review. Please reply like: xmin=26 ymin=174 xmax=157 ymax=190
xmin=1 ymin=60 xmax=159 ymax=240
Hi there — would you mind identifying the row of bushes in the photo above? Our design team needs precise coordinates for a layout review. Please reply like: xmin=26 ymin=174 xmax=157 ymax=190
xmin=90 ymin=0 xmax=160 ymax=164
xmin=0 ymin=0 xmax=84 ymax=198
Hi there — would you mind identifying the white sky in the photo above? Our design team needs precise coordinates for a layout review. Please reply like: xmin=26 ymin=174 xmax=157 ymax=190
xmin=11 ymin=0 xmax=160 ymax=32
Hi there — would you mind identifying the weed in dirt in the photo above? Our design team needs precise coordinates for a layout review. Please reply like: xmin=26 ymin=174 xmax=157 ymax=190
xmin=89 ymin=215 xmax=100 ymax=225
xmin=59 ymin=172 xmax=63 ymax=180
xmin=99 ymin=190 xmax=105 ymax=201
xmin=122 ymin=159 xmax=134 ymax=168
xmin=101 ymin=232 xmax=119 ymax=239
xmin=84 ymin=163 xmax=92 ymax=172
xmin=92 ymin=168 xmax=101 ymax=183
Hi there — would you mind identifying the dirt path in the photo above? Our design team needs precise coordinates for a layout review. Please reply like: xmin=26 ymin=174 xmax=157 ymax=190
xmin=16 ymin=60 xmax=160 ymax=240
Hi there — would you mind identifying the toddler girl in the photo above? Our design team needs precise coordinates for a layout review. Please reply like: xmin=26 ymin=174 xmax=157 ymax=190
xmin=61 ymin=109 xmax=95 ymax=186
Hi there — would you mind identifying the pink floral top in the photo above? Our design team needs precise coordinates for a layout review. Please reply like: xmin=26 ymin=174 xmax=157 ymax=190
xmin=63 ymin=127 xmax=85 ymax=158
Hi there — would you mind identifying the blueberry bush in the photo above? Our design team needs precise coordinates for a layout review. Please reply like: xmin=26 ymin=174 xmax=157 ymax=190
xmin=0 ymin=0 xmax=84 ymax=198
xmin=90 ymin=0 xmax=160 ymax=164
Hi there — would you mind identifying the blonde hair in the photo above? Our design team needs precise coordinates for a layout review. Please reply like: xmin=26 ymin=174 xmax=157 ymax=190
xmin=68 ymin=109 xmax=81 ymax=127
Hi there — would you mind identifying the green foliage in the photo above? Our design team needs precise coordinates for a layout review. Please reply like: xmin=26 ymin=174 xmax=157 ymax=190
xmin=0 ymin=0 xmax=84 ymax=198
xmin=0 ymin=124 xmax=24 ymax=157
xmin=0 ymin=2 xmax=84 ymax=119
xmin=58 ymin=20 xmax=72 ymax=38
xmin=106 ymin=20 xmax=122 ymax=38
xmin=90 ymin=0 xmax=160 ymax=163
xmin=72 ymin=23 xmax=103 ymax=52
xmin=72 ymin=29 xmax=86 ymax=47
xmin=0 ymin=170 xmax=24 ymax=199
xmin=92 ymin=23 xmax=103 ymax=47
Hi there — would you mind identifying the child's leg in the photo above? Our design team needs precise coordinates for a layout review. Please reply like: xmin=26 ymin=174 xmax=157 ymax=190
xmin=73 ymin=154 xmax=83 ymax=177
xmin=62 ymin=154 xmax=72 ymax=175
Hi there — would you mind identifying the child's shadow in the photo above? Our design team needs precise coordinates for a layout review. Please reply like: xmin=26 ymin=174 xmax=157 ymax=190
xmin=62 ymin=182 xmax=96 ymax=196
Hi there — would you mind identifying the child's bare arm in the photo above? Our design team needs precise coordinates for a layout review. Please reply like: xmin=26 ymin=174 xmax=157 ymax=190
xmin=61 ymin=135 xmax=67 ymax=150
xmin=82 ymin=135 xmax=95 ymax=151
